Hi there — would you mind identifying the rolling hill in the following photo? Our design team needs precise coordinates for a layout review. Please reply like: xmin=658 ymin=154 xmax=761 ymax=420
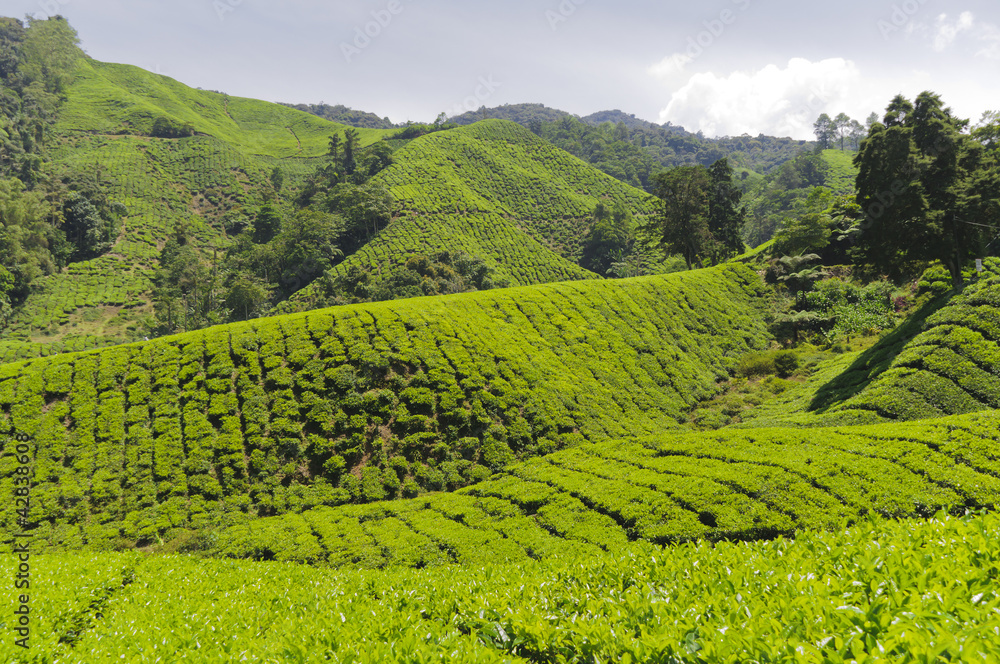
xmin=737 ymin=258 xmax=1000 ymax=428
xmin=291 ymin=119 xmax=660 ymax=305
xmin=0 ymin=263 xmax=770 ymax=551
xmin=210 ymin=409 xmax=1000 ymax=567
xmin=2 ymin=59 xmax=395 ymax=362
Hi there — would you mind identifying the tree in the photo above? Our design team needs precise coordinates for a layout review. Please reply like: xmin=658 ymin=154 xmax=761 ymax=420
xmin=327 ymin=133 xmax=341 ymax=165
xmin=813 ymin=114 xmax=836 ymax=149
xmin=833 ymin=113 xmax=853 ymax=151
xmin=643 ymin=165 xmax=711 ymax=270
xmin=325 ymin=181 xmax=393 ymax=253
xmin=865 ymin=112 xmax=880 ymax=133
xmin=363 ymin=141 xmax=393 ymax=177
xmin=343 ymin=128 xmax=359 ymax=175
xmin=63 ymin=191 xmax=115 ymax=259
xmin=270 ymin=166 xmax=284 ymax=192
xmin=706 ymin=158 xmax=746 ymax=263
xmin=848 ymin=119 xmax=865 ymax=150
xmin=581 ymin=201 xmax=631 ymax=275
xmin=252 ymin=203 xmax=283 ymax=244
xmin=853 ymin=91 xmax=995 ymax=287
xmin=19 ymin=16 xmax=80 ymax=97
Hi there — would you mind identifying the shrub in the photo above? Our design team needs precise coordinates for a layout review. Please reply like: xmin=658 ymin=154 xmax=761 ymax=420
xmin=736 ymin=352 xmax=775 ymax=378
xmin=773 ymin=351 xmax=800 ymax=378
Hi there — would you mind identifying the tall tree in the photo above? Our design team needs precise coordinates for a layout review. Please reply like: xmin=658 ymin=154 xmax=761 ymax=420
xmin=833 ymin=113 xmax=853 ymax=151
xmin=706 ymin=158 xmax=746 ymax=263
xmin=813 ymin=114 xmax=835 ymax=149
xmin=643 ymin=165 xmax=711 ymax=270
xmin=327 ymin=133 xmax=341 ymax=165
xmin=343 ymin=128 xmax=359 ymax=175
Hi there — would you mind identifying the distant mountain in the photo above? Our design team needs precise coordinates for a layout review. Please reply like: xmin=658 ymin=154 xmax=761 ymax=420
xmin=448 ymin=102 xmax=573 ymax=127
xmin=581 ymin=109 xmax=683 ymax=133
xmin=282 ymin=102 xmax=397 ymax=129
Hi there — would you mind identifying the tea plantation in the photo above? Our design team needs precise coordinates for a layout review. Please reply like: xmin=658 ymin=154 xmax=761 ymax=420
xmin=207 ymin=409 xmax=1000 ymax=567
xmin=5 ymin=508 xmax=999 ymax=661
xmin=1 ymin=58 xmax=387 ymax=361
xmin=293 ymin=119 xmax=662 ymax=304
xmin=0 ymin=263 xmax=771 ymax=551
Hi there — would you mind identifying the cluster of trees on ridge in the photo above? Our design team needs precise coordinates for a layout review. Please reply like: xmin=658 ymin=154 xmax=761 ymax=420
xmin=0 ymin=16 xmax=126 ymax=330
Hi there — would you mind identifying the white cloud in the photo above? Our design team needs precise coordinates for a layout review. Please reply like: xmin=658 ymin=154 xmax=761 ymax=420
xmin=933 ymin=12 xmax=975 ymax=52
xmin=657 ymin=58 xmax=879 ymax=139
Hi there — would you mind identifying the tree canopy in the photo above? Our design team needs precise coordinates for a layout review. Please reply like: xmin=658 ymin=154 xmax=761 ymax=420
xmin=852 ymin=92 xmax=1000 ymax=286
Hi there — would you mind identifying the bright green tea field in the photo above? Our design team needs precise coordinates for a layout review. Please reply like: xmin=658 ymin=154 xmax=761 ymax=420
xmin=3 ymin=510 xmax=998 ymax=662
xmin=0 ymin=264 xmax=771 ymax=551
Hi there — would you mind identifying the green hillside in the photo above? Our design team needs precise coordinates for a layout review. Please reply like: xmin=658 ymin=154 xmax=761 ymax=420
xmin=293 ymin=120 xmax=660 ymax=305
xmin=207 ymin=409 xmax=1000 ymax=567
xmin=59 ymin=60 xmax=389 ymax=157
xmin=0 ymin=263 xmax=770 ymax=551
xmin=1 ymin=59 xmax=396 ymax=362
xmin=3 ymin=64 xmax=670 ymax=361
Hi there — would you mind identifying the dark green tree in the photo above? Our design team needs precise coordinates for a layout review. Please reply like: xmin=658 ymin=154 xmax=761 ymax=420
xmin=581 ymin=201 xmax=631 ymax=275
xmin=643 ymin=165 xmax=711 ymax=270
xmin=269 ymin=166 xmax=284 ymax=192
xmin=813 ymin=114 xmax=835 ymax=149
xmin=251 ymin=203 xmax=283 ymax=244
xmin=63 ymin=191 xmax=115 ymax=259
xmin=327 ymin=133 xmax=341 ymax=165
xmin=706 ymin=158 xmax=746 ymax=263
xmin=853 ymin=92 xmax=996 ymax=286
xmin=343 ymin=128 xmax=359 ymax=175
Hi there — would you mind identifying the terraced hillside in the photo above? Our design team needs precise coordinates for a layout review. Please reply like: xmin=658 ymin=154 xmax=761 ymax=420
xmin=294 ymin=120 xmax=660 ymax=302
xmin=2 ymin=60 xmax=393 ymax=362
xmin=208 ymin=409 xmax=1000 ymax=567
xmin=0 ymin=264 xmax=770 ymax=550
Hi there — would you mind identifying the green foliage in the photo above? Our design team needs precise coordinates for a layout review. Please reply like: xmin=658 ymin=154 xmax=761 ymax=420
xmin=852 ymin=92 xmax=999 ymax=286
xmin=736 ymin=349 xmax=799 ymax=378
xmin=834 ymin=260 xmax=1000 ymax=419
xmin=917 ymin=264 xmax=952 ymax=296
xmin=742 ymin=150 xmax=844 ymax=247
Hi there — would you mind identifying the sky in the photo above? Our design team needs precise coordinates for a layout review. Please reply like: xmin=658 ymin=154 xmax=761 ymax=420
xmin=7 ymin=0 xmax=1000 ymax=139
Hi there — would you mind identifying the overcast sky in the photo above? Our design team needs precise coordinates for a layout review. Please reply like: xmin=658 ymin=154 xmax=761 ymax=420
xmin=8 ymin=0 xmax=1000 ymax=139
